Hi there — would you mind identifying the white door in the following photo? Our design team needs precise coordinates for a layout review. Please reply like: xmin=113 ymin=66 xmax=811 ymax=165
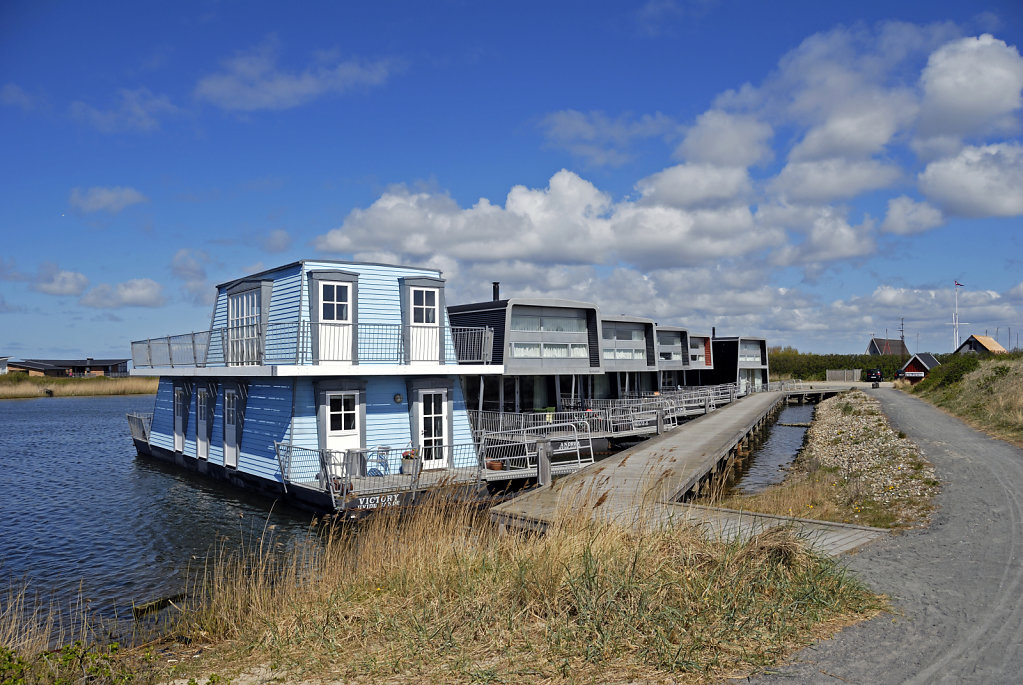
xmin=318 ymin=282 xmax=352 ymax=363
xmin=224 ymin=389 xmax=238 ymax=468
xmin=419 ymin=390 xmax=448 ymax=470
xmin=196 ymin=388 xmax=209 ymax=459
xmin=173 ymin=387 xmax=185 ymax=452
xmin=325 ymin=392 xmax=361 ymax=476
xmin=409 ymin=287 xmax=439 ymax=362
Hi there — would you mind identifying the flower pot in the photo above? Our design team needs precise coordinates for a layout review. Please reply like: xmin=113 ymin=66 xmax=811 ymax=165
xmin=485 ymin=459 xmax=503 ymax=471
xmin=401 ymin=458 xmax=417 ymax=475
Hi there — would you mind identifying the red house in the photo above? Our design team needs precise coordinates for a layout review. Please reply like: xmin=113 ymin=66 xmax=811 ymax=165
xmin=901 ymin=353 xmax=940 ymax=384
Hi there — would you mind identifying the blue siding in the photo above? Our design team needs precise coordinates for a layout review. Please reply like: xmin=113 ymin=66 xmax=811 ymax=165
xmin=237 ymin=380 xmax=292 ymax=482
xmin=266 ymin=264 xmax=302 ymax=364
xmin=365 ymin=378 xmax=414 ymax=456
xmin=450 ymin=381 xmax=475 ymax=467
xmin=149 ymin=377 xmax=175 ymax=452
xmin=209 ymin=387 xmax=225 ymax=465
xmin=286 ymin=379 xmax=320 ymax=482
xmin=290 ymin=379 xmax=318 ymax=449
xmin=183 ymin=387 xmax=197 ymax=457
xmin=300 ymin=261 xmax=456 ymax=366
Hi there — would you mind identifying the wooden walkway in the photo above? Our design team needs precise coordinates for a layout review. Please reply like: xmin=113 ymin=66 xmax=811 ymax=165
xmin=490 ymin=391 xmax=888 ymax=556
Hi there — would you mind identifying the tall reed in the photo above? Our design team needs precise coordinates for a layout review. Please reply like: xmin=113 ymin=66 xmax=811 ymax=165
xmin=175 ymin=496 xmax=881 ymax=682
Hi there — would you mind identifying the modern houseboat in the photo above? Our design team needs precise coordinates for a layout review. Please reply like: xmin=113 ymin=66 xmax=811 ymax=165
xmin=709 ymin=336 xmax=769 ymax=394
xmin=447 ymin=294 xmax=603 ymax=412
xmin=127 ymin=262 xmax=769 ymax=514
xmin=128 ymin=260 xmax=504 ymax=513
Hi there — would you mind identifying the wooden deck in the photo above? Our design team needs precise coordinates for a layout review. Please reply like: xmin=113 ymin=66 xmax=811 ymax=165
xmin=490 ymin=390 xmax=888 ymax=556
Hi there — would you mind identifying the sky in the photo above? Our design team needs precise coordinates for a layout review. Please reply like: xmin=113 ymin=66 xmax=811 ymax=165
xmin=2 ymin=0 xmax=1023 ymax=359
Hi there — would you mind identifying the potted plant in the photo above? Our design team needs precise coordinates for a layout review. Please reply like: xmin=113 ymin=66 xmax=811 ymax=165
xmin=401 ymin=448 xmax=418 ymax=475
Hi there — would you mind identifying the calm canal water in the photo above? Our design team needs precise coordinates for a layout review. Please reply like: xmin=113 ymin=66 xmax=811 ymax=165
xmin=0 ymin=395 xmax=315 ymax=621
xmin=732 ymin=403 xmax=815 ymax=494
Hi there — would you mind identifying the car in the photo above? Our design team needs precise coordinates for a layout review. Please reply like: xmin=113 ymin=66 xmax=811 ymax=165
xmin=865 ymin=368 xmax=883 ymax=382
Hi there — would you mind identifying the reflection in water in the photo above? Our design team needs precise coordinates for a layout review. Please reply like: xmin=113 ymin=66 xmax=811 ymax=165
xmin=0 ymin=395 xmax=315 ymax=623
xmin=733 ymin=403 xmax=815 ymax=494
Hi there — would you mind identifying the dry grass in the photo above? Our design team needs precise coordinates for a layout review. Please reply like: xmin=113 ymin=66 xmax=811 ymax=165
xmin=160 ymin=498 xmax=882 ymax=684
xmin=0 ymin=375 xmax=157 ymax=399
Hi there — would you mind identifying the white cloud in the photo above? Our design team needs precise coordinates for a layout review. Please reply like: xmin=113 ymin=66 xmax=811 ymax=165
xmin=31 ymin=263 xmax=89 ymax=296
xmin=316 ymin=170 xmax=614 ymax=265
xmin=881 ymin=196 xmax=944 ymax=234
xmin=80 ymin=279 xmax=165 ymax=308
xmin=635 ymin=163 xmax=752 ymax=208
xmin=263 ymin=229 xmax=292 ymax=253
xmin=538 ymin=109 xmax=677 ymax=167
xmin=675 ymin=110 xmax=772 ymax=167
xmin=315 ymin=169 xmax=779 ymax=272
xmin=195 ymin=38 xmax=392 ymax=111
xmin=71 ymin=87 xmax=178 ymax=133
xmin=769 ymin=158 xmax=901 ymax=203
xmin=918 ymin=34 xmax=1023 ymax=140
xmin=170 ymin=249 xmax=214 ymax=305
xmin=918 ymin=143 xmax=1023 ymax=217
xmin=69 ymin=186 xmax=149 ymax=214
xmin=788 ymin=90 xmax=917 ymax=161
xmin=1 ymin=83 xmax=37 ymax=112
xmin=770 ymin=208 xmax=875 ymax=266
xmin=1008 ymin=282 xmax=1023 ymax=300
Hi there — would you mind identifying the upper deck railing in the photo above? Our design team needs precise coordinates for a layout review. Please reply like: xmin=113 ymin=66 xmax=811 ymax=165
xmin=131 ymin=321 xmax=494 ymax=368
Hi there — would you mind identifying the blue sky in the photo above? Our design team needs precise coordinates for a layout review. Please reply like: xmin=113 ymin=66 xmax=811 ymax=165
xmin=2 ymin=0 xmax=1023 ymax=358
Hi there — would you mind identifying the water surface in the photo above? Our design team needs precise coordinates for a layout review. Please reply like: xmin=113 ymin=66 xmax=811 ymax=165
xmin=0 ymin=395 xmax=315 ymax=622
xmin=732 ymin=403 xmax=815 ymax=494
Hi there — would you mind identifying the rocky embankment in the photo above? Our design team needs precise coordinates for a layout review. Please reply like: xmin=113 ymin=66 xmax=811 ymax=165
xmin=797 ymin=389 xmax=939 ymax=527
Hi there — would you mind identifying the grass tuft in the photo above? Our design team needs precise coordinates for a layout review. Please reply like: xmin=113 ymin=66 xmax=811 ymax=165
xmin=0 ymin=375 xmax=157 ymax=399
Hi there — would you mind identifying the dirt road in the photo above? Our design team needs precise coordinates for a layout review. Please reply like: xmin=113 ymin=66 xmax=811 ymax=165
xmin=754 ymin=388 xmax=1023 ymax=684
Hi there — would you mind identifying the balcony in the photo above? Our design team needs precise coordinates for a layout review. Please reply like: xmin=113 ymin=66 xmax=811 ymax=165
xmin=131 ymin=321 xmax=494 ymax=368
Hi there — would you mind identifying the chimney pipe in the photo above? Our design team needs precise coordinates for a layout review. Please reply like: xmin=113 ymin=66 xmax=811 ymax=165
xmin=711 ymin=327 xmax=716 ymax=339
xmin=492 ymin=282 xmax=500 ymax=301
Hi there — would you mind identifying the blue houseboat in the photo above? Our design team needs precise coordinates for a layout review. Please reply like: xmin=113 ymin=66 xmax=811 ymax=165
xmin=128 ymin=260 xmax=503 ymax=513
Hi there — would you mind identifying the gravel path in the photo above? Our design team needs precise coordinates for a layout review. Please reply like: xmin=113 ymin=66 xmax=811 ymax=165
xmin=753 ymin=388 xmax=1023 ymax=684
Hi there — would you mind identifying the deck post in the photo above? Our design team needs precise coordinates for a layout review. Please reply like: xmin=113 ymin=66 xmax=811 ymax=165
xmin=478 ymin=376 xmax=484 ymax=412
xmin=656 ymin=408 xmax=665 ymax=435
xmin=537 ymin=438 xmax=552 ymax=487
xmin=554 ymin=375 xmax=562 ymax=411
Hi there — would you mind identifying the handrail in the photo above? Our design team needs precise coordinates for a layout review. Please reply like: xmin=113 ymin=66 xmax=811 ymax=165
xmin=273 ymin=441 xmax=483 ymax=509
xmin=132 ymin=322 xmax=493 ymax=368
xmin=479 ymin=421 xmax=594 ymax=474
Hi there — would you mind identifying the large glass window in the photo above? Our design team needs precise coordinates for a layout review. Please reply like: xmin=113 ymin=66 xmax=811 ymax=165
xmin=228 ymin=289 xmax=261 ymax=365
xmin=511 ymin=314 xmax=585 ymax=332
xmin=570 ymin=343 xmax=588 ymax=358
xmin=542 ymin=343 xmax=569 ymax=358
xmin=511 ymin=342 xmax=541 ymax=358
xmin=510 ymin=314 xmax=540 ymax=331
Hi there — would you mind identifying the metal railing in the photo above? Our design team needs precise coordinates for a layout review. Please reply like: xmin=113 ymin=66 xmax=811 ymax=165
xmin=274 ymin=441 xmax=483 ymax=510
xmin=132 ymin=322 xmax=493 ymax=368
xmin=126 ymin=412 xmax=153 ymax=444
xmin=479 ymin=422 xmax=594 ymax=475
xmin=468 ymin=384 xmax=738 ymax=440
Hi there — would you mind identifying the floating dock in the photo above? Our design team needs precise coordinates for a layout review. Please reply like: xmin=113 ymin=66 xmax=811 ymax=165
xmin=490 ymin=387 xmax=883 ymax=556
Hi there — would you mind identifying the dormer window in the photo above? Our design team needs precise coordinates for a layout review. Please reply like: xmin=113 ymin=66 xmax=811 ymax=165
xmin=224 ymin=279 xmax=272 ymax=366
xmin=412 ymin=287 xmax=437 ymax=324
